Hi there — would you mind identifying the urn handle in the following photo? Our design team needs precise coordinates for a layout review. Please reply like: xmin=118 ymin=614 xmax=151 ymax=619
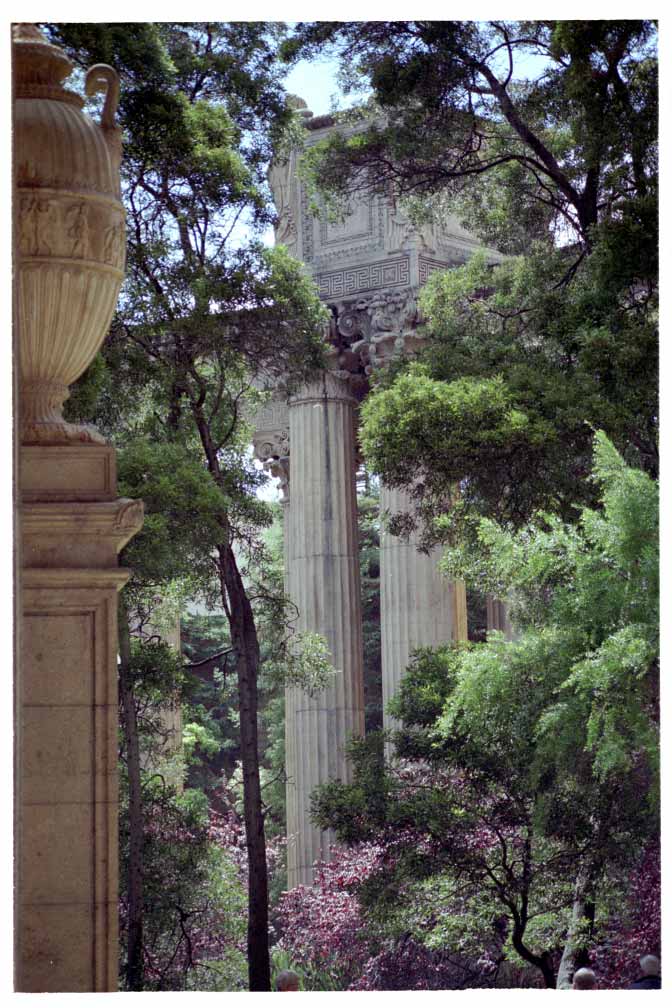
xmin=85 ymin=63 xmax=120 ymax=131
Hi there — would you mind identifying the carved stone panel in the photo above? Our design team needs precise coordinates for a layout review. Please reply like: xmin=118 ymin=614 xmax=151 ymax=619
xmin=317 ymin=256 xmax=410 ymax=299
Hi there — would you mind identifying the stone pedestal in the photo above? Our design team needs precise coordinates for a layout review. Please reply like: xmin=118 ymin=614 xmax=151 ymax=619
xmin=380 ymin=486 xmax=467 ymax=733
xmin=286 ymin=373 xmax=365 ymax=886
xmin=16 ymin=445 xmax=143 ymax=991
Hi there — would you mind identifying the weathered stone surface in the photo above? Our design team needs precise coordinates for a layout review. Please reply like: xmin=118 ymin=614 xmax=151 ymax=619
xmin=17 ymin=566 xmax=135 ymax=992
xmin=486 ymin=595 xmax=517 ymax=640
xmin=285 ymin=373 xmax=365 ymax=886
xmin=14 ymin=23 xmax=125 ymax=446
xmin=20 ymin=444 xmax=117 ymax=501
xmin=301 ymin=111 xmax=502 ymax=292
xmin=380 ymin=486 xmax=468 ymax=734
xmin=258 ymin=101 xmax=503 ymax=885
xmin=13 ymin=25 xmax=142 ymax=993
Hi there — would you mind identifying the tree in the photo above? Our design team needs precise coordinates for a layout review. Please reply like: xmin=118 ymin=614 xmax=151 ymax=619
xmin=282 ymin=21 xmax=657 ymax=534
xmin=276 ymin=844 xmax=384 ymax=990
xmin=51 ymin=21 xmax=328 ymax=991
xmin=359 ymin=230 xmax=657 ymax=535
xmin=283 ymin=21 xmax=657 ymax=244
xmin=311 ymin=434 xmax=658 ymax=988
xmin=114 ymin=439 xmax=229 ymax=990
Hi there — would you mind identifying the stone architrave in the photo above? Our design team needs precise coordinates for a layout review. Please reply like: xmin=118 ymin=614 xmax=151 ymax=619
xmin=380 ymin=486 xmax=467 ymax=733
xmin=13 ymin=25 xmax=143 ymax=991
xmin=286 ymin=372 xmax=365 ymax=886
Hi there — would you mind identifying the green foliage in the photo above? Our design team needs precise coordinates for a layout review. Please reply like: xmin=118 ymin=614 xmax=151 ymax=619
xmin=440 ymin=433 xmax=659 ymax=793
xmin=265 ymin=630 xmax=337 ymax=694
xmin=117 ymin=439 xmax=230 ymax=595
xmin=284 ymin=22 xmax=657 ymax=537
xmin=358 ymin=487 xmax=383 ymax=731
xmin=49 ymin=21 xmax=332 ymax=992
xmin=119 ymin=777 xmax=248 ymax=991
xmin=360 ymin=225 xmax=656 ymax=535
xmin=284 ymin=21 xmax=657 ymax=243
xmin=311 ymin=436 xmax=657 ymax=986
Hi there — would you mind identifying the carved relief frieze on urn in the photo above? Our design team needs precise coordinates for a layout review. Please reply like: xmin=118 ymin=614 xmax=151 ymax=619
xmin=13 ymin=23 xmax=126 ymax=444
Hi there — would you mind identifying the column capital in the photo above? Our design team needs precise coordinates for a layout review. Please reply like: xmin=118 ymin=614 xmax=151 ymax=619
xmin=252 ymin=428 xmax=290 ymax=502
xmin=288 ymin=369 xmax=357 ymax=407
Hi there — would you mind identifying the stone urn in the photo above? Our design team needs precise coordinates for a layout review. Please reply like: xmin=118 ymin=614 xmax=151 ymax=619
xmin=13 ymin=23 xmax=125 ymax=444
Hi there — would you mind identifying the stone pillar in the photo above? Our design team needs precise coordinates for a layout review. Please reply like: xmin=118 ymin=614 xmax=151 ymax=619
xmin=286 ymin=372 xmax=365 ymax=886
xmin=380 ymin=485 xmax=467 ymax=732
xmin=13 ymin=25 xmax=143 ymax=991
xmin=18 ymin=457 xmax=143 ymax=991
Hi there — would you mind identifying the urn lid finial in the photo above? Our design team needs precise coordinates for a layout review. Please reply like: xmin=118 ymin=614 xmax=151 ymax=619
xmin=12 ymin=22 xmax=75 ymax=92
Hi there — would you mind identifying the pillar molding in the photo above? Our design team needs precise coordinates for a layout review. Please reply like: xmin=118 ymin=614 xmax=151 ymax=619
xmin=13 ymin=25 xmax=142 ymax=990
xmin=285 ymin=371 xmax=365 ymax=886
xmin=17 ymin=446 xmax=144 ymax=992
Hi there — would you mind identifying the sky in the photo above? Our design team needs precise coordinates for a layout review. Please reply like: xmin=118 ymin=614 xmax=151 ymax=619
xmin=284 ymin=56 xmax=354 ymax=117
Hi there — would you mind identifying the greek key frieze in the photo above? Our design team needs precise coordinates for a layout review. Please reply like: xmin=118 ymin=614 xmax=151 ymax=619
xmin=418 ymin=256 xmax=452 ymax=286
xmin=317 ymin=256 xmax=410 ymax=299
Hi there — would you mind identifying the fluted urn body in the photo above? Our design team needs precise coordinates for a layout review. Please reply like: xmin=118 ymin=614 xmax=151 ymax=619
xmin=13 ymin=24 xmax=125 ymax=443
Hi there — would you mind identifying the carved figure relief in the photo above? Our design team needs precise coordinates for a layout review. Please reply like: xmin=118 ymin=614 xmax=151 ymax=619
xmin=102 ymin=215 xmax=125 ymax=266
xmin=14 ymin=23 xmax=126 ymax=444
xmin=267 ymin=456 xmax=290 ymax=501
xmin=268 ymin=149 xmax=299 ymax=254
xmin=252 ymin=428 xmax=291 ymax=502
xmin=66 ymin=202 xmax=90 ymax=259
xmin=385 ymin=204 xmax=416 ymax=252
xmin=253 ymin=429 xmax=290 ymax=463
xmin=330 ymin=287 xmax=421 ymax=377
xmin=19 ymin=196 xmax=56 ymax=256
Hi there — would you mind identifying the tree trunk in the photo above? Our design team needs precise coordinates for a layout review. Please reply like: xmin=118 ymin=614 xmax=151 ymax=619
xmin=556 ymin=863 xmax=597 ymax=989
xmin=510 ymin=924 xmax=556 ymax=988
xmin=118 ymin=599 xmax=145 ymax=991
xmin=219 ymin=543 xmax=271 ymax=992
xmin=189 ymin=374 xmax=272 ymax=991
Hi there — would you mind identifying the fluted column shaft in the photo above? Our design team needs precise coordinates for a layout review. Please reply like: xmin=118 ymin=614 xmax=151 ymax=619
xmin=380 ymin=485 xmax=467 ymax=732
xmin=486 ymin=595 xmax=516 ymax=640
xmin=286 ymin=372 xmax=365 ymax=887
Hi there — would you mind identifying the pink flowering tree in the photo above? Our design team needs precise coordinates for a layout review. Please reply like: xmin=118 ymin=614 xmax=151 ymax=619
xmin=119 ymin=782 xmax=285 ymax=990
xmin=589 ymin=842 xmax=660 ymax=989
xmin=274 ymin=842 xmax=386 ymax=989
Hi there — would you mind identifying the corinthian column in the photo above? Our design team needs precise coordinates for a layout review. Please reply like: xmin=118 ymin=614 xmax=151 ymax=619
xmin=286 ymin=372 xmax=365 ymax=886
xmin=380 ymin=486 xmax=467 ymax=732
